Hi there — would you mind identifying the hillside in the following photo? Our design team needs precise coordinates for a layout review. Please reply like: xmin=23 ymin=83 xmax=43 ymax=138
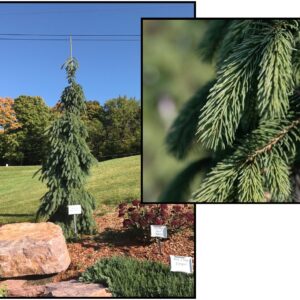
xmin=0 ymin=155 xmax=140 ymax=224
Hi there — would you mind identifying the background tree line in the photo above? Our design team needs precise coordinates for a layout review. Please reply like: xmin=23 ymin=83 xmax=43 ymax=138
xmin=0 ymin=95 xmax=140 ymax=165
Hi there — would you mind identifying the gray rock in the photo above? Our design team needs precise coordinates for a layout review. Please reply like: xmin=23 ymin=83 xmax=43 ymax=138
xmin=3 ymin=279 xmax=111 ymax=297
xmin=43 ymin=280 xmax=111 ymax=297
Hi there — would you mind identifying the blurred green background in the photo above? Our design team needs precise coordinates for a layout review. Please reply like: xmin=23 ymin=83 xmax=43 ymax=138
xmin=143 ymin=20 xmax=214 ymax=202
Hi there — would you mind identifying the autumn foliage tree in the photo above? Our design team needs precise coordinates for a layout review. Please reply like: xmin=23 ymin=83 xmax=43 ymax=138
xmin=0 ymin=97 xmax=20 ymax=132
xmin=0 ymin=97 xmax=23 ymax=164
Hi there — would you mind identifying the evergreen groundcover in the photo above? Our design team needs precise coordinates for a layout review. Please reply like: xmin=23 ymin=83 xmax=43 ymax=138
xmin=79 ymin=256 xmax=194 ymax=297
xmin=160 ymin=19 xmax=300 ymax=203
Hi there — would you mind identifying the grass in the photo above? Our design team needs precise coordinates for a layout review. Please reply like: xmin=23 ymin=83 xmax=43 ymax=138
xmin=0 ymin=155 xmax=140 ymax=224
xmin=0 ymin=283 xmax=8 ymax=297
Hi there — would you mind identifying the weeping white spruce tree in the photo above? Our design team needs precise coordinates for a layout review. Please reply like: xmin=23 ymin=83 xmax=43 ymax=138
xmin=36 ymin=49 xmax=96 ymax=234
xmin=160 ymin=19 xmax=300 ymax=203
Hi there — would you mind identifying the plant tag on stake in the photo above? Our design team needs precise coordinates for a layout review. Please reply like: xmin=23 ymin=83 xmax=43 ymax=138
xmin=170 ymin=255 xmax=193 ymax=274
xmin=68 ymin=205 xmax=82 ymax=235
xmin=68 ymin=205 xmax=82 ymax=215
xmin=150 ymin=225 xmax=167 ymax=255
xmin=150 ymin=225 xmax=167 ymax=238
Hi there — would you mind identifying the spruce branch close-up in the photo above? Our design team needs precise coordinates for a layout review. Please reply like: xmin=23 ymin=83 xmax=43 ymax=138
xmin=160 ymin=19 xmax=300 ymax=203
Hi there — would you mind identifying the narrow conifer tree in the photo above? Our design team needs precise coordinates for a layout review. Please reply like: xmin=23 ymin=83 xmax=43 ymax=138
xmin=160 ymin=19 xmax=300 ymax=203
xmin=36 ymin=50 xmax=96 ymax=234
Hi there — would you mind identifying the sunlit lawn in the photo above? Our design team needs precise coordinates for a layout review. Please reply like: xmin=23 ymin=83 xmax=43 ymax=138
xmin=0 ymin=155 xmax=140 ymax=224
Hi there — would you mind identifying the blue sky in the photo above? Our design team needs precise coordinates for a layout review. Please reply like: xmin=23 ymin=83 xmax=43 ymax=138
xmin=0 ymin=3 xmax=194 ymax=106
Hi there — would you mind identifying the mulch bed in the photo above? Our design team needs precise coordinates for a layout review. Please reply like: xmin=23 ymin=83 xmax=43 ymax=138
xmin=53 ymin=206 xmax=195 ymax=282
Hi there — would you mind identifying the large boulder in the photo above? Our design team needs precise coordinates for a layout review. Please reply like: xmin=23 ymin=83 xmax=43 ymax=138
xmin=0 ymin=222 xmax=71 ymax=278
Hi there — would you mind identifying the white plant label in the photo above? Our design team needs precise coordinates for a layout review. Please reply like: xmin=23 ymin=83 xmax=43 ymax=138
xmin=68 ymin=205 xmax=82 ymax=215
xmin=170 ymin=255 xmax=193 ymax=274
xmin=150 ymin=225 xmax=167 ymax=238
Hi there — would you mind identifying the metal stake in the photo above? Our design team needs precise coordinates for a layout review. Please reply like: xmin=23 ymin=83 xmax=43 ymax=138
xmin=157 ymin=238 xmax=162 ymax=255
xmin=74 ymin=214 xmax=77 ymax=235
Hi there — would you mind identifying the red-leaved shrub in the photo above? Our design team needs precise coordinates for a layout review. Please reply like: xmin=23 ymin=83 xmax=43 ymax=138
xmin=118 ymin=201 xmax=194 ymax=239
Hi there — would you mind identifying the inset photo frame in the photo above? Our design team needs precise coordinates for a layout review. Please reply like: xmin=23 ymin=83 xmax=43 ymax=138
xmin=142 ymin=18 xmax=300 ymax=204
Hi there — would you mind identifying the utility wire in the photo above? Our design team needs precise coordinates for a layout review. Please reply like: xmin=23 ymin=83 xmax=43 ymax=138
xmin=0 ymin=38 xmax=139 ymax=42
xmin=0 ymin=4 xmax=181 ymax=17
xmin=0 ymin=33 xmax=140 ymax=42
xmin=0 ymin=33 xmax=140 ymax=37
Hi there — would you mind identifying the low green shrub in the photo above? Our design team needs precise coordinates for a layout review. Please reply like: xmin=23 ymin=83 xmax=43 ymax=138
xmin=0 ymin=284 xmax=8 ymax=298
xmin=79 ymin=256 xmax=194 ymax=297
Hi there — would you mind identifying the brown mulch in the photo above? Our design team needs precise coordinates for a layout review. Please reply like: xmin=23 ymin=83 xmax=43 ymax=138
xmin=53 ymin=206 xmax=194 ymax=282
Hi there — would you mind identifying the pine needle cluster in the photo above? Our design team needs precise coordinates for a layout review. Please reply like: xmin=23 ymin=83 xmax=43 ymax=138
xmin=161 ymin=19 xmax=300 ymax=203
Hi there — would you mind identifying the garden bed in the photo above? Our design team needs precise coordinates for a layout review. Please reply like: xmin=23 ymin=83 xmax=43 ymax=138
xmin=53 ymin=204 xmax=195 ymax=282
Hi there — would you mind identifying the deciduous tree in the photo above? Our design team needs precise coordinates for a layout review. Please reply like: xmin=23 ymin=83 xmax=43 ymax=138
xmin=102 ymin=97 xmax=141 ymax=160
xmin=0 ymin=97 xmax=20 ymax=132
xmin=14 ymin=96 xmax=50 ymax=165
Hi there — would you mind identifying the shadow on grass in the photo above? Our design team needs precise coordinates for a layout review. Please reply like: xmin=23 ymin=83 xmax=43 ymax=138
xmin=101 ymin=196 xmax=136 ymax=207
xmin=0 ymin=213 xmax=35 ymax=225
xmin=0 ymin=213 xmax=34 ymax=217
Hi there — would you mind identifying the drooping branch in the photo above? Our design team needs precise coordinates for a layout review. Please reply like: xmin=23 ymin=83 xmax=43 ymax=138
xmin=247 ymin=117 xmax=300 ymax=163
xmin=193 ymin=109 xmax=300 ymax=202
xmin=197 ymin=21 xmax=299 ymax=151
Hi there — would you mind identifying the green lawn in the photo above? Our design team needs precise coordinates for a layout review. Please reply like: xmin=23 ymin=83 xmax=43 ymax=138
xmin=0 ymin=155 xmax=140 ymax=224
